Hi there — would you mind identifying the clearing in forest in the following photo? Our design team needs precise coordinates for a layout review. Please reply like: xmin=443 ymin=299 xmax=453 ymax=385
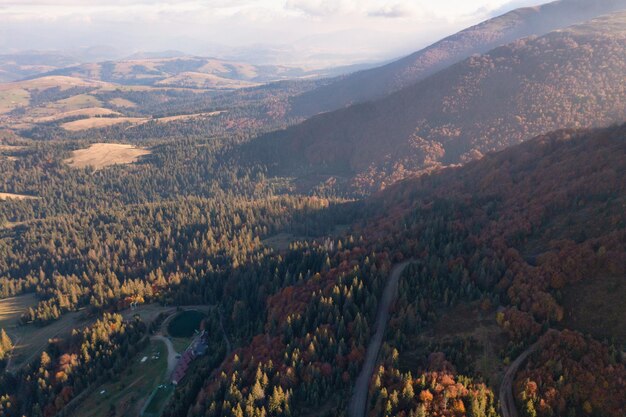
xmin=0 ymin=192 xmax=38 ymax=200
xmin=108 ymin=97 xmax=137 ymax=108
xmin=6 ymin=303 xmax=172 ymax=373
xmin=69 ymin=339 xmax=169 ymax=417
xmin=0 ymin=88 xmax=29 ymax=113
xmin=61 ymin=116 xmax=145 ymax=131
xmin=6 ymin=309 xmax=94 ymax=372
xmin=29 ymin=107 xmax=120 ymax=123
xmin=60 ymin=111 xmax=223 ymax=131
xmin=0 ymin=294 xmax=38 ymax=329
xmin=64 ymin=143 xmax=151 ymax=169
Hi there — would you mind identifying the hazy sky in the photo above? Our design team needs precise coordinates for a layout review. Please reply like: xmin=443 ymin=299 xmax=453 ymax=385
xmin=0 ymin=0 xmax=544 ymax=66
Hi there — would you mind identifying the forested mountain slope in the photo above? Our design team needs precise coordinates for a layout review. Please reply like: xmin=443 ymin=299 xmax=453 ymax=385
xmin=289 ymin=0 xmax=626 ymax=117
xmin=366 ymin=124 xmax=626 ymax=417
xmin=189 ymin=124 xmax=626 ymax=417
xmin=245 ymin=11 xmax=626 ymax=193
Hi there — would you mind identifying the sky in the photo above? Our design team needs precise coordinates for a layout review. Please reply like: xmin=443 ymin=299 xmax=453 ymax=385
xmin=0 ymin=0 xmax=545 ymax=67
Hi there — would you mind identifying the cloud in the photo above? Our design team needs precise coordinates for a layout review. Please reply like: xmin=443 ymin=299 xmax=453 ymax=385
xmin=284 ymin=0 xmax=351 ymax=17
xmin=0 ymin=0 xmax=543 ymax=66
xmin=368 ymin=4 xmax=415 ymax=18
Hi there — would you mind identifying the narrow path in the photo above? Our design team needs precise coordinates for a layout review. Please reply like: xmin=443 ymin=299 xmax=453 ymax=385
xmin=217 ymin=307 xmax=232 ymax=354
xmin=348 ymin=261 xmax=412 ymax=417
xmin=151 ymin=335 xmax=178 ymax=378
xmin=499 ymin=342 xmax=540 ymax=417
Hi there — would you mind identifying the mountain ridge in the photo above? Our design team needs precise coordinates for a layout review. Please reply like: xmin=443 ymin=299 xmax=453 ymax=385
xmin=289 ymin=0 xmax=626 ymax=117
xmin=243 ymin=11 xmax=626 ymax=193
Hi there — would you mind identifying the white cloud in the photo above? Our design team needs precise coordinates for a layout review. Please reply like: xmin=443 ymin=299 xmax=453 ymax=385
xmin=284 ymin=0 xmax=350 ymax=17
xmin=0 ymin=0 xmax=543 ymax=65
xmin=368 ymin=3 xmax=416 ymax=18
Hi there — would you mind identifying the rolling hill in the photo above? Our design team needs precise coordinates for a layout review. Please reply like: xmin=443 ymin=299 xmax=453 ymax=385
xmin=0 ymin=52 xmax=79 ymax=83
xmin=38 ymin=56 xmax=345 ymax=89
xmin=288 ymin=0 xmax=626 ymax=117
xmin=244 ymin=11 xmax=626 ymax=193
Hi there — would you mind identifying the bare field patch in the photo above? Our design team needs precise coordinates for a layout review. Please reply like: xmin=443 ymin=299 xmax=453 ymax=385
xmin=7 ymin=310 xmax=95 ymax=372
xmin=0 ymin=88 xmax=30 ymax=113
xmin=29 ymin=107 xmax=120 ymax=123
xmin=0 ymin=145 xmax=27 ymax=151
xmin=25 ymin=94 xmax=104 ymax=121
xmin=155 ymin=111 xmax=224 ymax=123
xmin=113 ymin=59 xmax=161 ymax=76
xmin=61 ymin=117 xmax=145 ymax=131
xmin=109 ymin=97 xmax=137 ymax=108
xmin=65 ymin=143 xmax=151 ymax=169
xmin=0 ymin=145 xmax=27 ymax=159
xmin=0 ymin=293 xmax=38 ymax=329
xmin=156 ymin=71 xmax=259 ymax=89
xmin=198 ymin=60 xmax=259 ymax=79
xmin=0 ymin=192 xmax=39 ymax=200
xmin=55 ymin=94 xmax=102 ymax=110
xmin=0 ymin=76 xmax=109 ymax=92
xmin=61 ymin=111 xmax=223 ymax=131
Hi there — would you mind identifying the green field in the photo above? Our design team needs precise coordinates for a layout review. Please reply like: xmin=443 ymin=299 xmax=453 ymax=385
xmin=167 ymin=310 xmax=205 ymax=338
xmin=171 ymin=337 xmax=190 ymax=353
xmin=142 ymin=384 xmax=174 ymax=417
xmin=70 ymin=339 xmax=169 ymax=417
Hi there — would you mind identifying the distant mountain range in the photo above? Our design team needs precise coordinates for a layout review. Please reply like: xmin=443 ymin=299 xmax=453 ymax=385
xmin=243 ymin=10 xmax=626 ymax=193
xmin=288 ymin=0 xmax=626 ymax=117
xmin=0 ymin=51 xmax=380 ymax=90
xmin=0 ymin=46 xmax=125 ymax=83
xmin=36 ymin=57 xmax=318 ymax=88
xmin=0 ymin=52 xmax=79 ymax=83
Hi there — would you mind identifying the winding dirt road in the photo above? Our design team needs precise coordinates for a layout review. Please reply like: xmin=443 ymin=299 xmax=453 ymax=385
xmin=499 ymin=342 xmax=540 ymax=417
xmin=151 ymin=335 xmax=178 ymax=377
xmin=348 ymin=261 xmax=411 ymax=417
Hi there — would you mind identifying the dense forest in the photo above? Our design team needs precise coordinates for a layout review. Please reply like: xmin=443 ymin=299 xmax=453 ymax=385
xmin=1 ymin=119 xmax=624 ymax=417
xmin=184 ymin=124 xmax=626 ymax=416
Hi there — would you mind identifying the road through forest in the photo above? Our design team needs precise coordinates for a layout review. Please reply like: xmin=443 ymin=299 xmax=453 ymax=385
xmin=348 ymin=261 xmax=411 ymax=417
xmin=151 ymin=335 xmax=178 ymax=377
xmin=499 ymin=341 xmax=541 ymax=417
